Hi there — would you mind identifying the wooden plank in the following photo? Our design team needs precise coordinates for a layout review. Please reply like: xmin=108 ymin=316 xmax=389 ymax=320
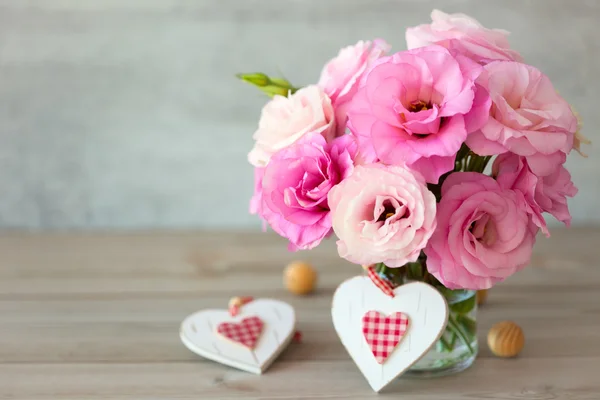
xmin=0 ymin=229 xmax=599 ymax=398
xmin=1 ymin=359 xmax=599 ymax=399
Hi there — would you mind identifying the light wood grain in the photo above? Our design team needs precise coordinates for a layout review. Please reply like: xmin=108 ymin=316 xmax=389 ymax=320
xmin=0 ymin=229 xmax=599 ymax=399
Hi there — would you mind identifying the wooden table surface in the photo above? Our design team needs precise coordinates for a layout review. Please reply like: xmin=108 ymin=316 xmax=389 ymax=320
xmin=0 ymin=228 xmax=599 ymax=399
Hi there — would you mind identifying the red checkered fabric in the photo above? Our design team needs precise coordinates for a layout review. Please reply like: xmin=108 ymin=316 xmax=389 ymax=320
xmin=217 ymin=316 xmax=264 ymax=349
xmin=362 ymin=311 xmax=410 ymax=364
xmin=366 ymin=266 xmax=395 ymax=297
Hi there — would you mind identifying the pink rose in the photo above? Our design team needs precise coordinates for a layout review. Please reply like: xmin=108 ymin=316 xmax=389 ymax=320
xmin=406 ymin=9 xmax=523 ymax=64
xmin=425 ymin=172 xmax=538 ymax=290
xmin=493 ymin=153 xmax=578 ymax=228
xmin=328 ymin=164 xmax=437 ymax=267
xmin=318 ymin=39 xmax=390 ymax=135
xmin=466 ymin=61 xmax=578 ymax=177
xmin=256 ymin=132 xmax=357 ymax=251
xmin=347 ymin=45 xmax=491 ymax=183
xmin=248 ymin=85 xmax=335 ymax=167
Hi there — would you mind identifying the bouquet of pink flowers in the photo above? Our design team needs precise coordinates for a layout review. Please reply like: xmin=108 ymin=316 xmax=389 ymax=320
xmin=239 ymin=10 xmax=588 ymax=292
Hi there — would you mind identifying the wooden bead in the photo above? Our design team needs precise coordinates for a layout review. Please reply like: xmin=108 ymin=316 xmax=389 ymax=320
xmin=228 ymin=296 xmax=253 ymax=309
xmin=284 ymin=261 xmax=317 ymax=295
xmin=228 ymin=296 xmax=244 ymax=309
xmin=487 ymin=321 xmax=525 ymax=358
xmin=477 ymin=289 xmax=488 ymax=305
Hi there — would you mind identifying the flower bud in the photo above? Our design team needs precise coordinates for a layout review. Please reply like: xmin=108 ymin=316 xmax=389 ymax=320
xmin=236 ymin=72 xmax=298 ymax=98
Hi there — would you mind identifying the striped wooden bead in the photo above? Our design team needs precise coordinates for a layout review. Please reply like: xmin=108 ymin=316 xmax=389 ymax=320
xmin=487 ymin=321 xmax=525 ymax=358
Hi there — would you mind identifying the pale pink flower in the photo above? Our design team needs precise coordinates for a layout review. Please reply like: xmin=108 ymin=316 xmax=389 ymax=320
xmin=425 ymin=172 xmax=538 ymax=290
xmin=493 ymin=153 xmax=578 ymax=228
xmin=328 ymin=163 xmax=437 ymax=267
xmin=346 ymin=45 xmax=490 ymax=183
xmin=406 ymin=9 xmax=523 ymax=64
xmin=318 ymin=39 xmax=390 ymax=135
xmin=248 ymin=85 xmax=335 ymax=167
xmin=255 ymin=132 xmax=357 ymax=251
xmin=466 ymin=61 xmax=577 ymax=177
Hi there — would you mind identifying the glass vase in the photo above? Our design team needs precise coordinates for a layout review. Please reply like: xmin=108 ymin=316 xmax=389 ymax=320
xmin=407 ymin=288 xmax=478 ymax=376
xmin=378 ymin=262 xmax=478 ymax=377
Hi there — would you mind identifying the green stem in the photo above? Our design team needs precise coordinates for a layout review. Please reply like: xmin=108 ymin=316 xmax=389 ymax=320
xmin=438 ymin=333 xmax=453 ymax=352
xmin=447 ymin=314 xmax=475 ymax=355
xmin=481 ymin=155 xmax=492 ymax=172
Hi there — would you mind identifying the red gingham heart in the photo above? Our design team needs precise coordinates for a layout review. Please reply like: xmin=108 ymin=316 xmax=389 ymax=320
xmin=217 ymin=316 xmax=264 ymax=349
xmin=362 ymin=311 xmax=410 ymax=364
xmin=365 ymin=266 xmax=396 ymax=297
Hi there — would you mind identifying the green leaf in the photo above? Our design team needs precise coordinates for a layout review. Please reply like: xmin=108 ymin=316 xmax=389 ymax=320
xmin=406 ymin=261 xmax=423 ymax=280
xmin=450 ymin=294 xmax=476 ymax=314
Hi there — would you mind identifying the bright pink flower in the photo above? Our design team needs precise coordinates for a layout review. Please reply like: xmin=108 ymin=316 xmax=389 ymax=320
xmin=425 ymin=172 xmax=538 ymax=290
xmin=466 ymin=61 xmax=577 ymax=176
xmin=248 ymin=85 xmax=335 ymax=167
xmin=328 ymin=163 xmax=437 ymax=267
xmin=255 ymin=132 xmax=357 ymax=251
xmin=493 ymin=153 xmax=578 ymax=229
xmin=406 ymin=9 xmax=523 ymax=64
xmin=318 ymin=39 xmax=390 ymax=136
xmin=347 ymin=45 xmax=491 ymax=183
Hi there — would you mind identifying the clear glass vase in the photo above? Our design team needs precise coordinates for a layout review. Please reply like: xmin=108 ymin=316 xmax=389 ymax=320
xmin=406 ymin=288 xmax=478 ymax=377
xmin=378 ymin=262 xmax=478 ymax=377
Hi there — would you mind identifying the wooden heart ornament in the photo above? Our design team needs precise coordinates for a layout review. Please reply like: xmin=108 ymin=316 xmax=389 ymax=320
xmin=332 ymin=276 xmax=449 ymax=392
xmin=180 ymin=299 xmax=295 ymax=374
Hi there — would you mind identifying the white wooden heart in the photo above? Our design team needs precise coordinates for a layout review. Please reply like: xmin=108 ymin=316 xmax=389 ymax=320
xmin=332 ymin=276 xmax=449 ymax=392
xmin=180 ymin=299 xmax=296 ymax=374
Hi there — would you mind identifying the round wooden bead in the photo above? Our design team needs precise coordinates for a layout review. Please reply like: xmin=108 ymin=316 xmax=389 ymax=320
xmin=284 ymin=261 xmax=317 ymax=295
xmin=476 ymin=289 xmax=488 ymax=305
xmin=487 ymin=321 xmax=525 ymax=358
xmin=228 ymin=296 xmax=244 ymax=309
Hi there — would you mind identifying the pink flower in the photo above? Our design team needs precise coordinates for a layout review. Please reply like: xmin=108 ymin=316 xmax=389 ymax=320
xmin=255 ymin=132 xmax=357 ymax=251
xmin=328 ymin=164 xmax=437 ymax=267
xmin=250 ymin=167 xmax=265 ymax=216
xmin=406 ymin=9 xmax=523 ymax=64
xmin=535 ymin=166 xmax=578 ymax=226
xmin=248 ymin=85 xmax=335 ymax=167
xmin=491 ymin=154 xmax=547 ymax=236
xmin=493 ymin=153 xmax=578 ymax=229
xmin=425 ymin=173 xmax=538 ymax=290
xmin=347 ymin=45 xmax=491 ymax=183
xmin=318 ymin=39 xmax=390 ymax=136
xmin=466 ymin=61 xmax=578 ymax=176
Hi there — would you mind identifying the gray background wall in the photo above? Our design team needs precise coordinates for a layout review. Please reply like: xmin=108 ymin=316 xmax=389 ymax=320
xmin=0 ymin=0 xmax=597 ymax=230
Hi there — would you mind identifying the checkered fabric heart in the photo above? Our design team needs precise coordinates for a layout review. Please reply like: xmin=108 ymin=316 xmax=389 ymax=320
xmin=217 ymin=316 xmax=264 ymax=349
xmin=362 ymin=311 xmax=410 ymax=364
